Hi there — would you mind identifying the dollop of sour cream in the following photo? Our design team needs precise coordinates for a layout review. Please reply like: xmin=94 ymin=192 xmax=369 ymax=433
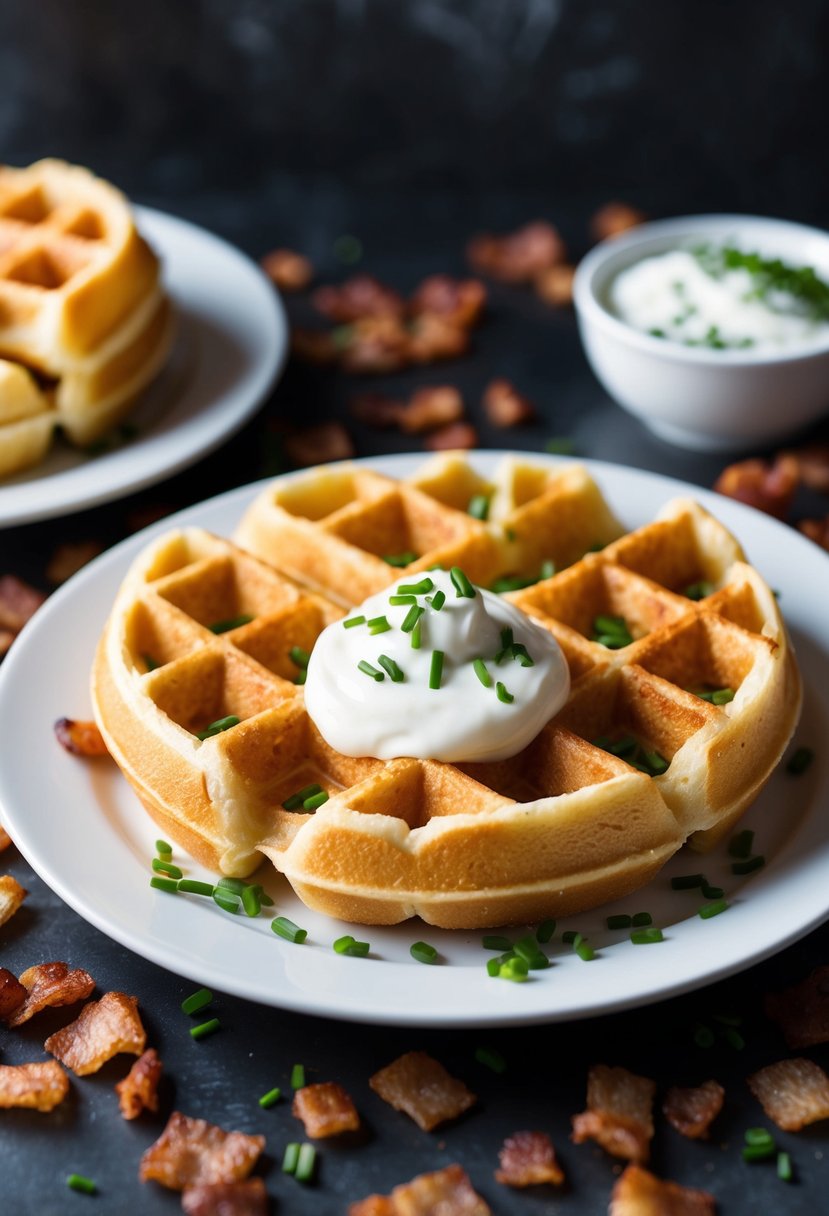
xmin=303 ymin=569 xmax=570 ymax=763
xmin=609 ymin=248 xmax=829 ymax=352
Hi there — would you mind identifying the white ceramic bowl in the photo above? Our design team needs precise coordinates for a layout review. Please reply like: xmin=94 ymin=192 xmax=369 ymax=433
xmin=573 ymin=214 xmax=829 ymax=451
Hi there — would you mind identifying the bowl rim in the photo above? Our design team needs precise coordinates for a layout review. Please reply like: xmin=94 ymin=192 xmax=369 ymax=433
xmin=573 ymin=212 xmax=829 ymax=367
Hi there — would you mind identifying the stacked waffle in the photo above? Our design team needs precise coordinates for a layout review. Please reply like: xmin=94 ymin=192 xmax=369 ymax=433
xmin=0 ymin=159 xmax=172 ymax=475
xmin=92 ymin=456 xmax=801 ymax=929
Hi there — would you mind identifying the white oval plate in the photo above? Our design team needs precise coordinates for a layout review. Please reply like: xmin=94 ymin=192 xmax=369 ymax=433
xmin=0 ymin=453 xmax=826 ymax=1027
xmin=0 ymin=206 xmax=287 ymax=527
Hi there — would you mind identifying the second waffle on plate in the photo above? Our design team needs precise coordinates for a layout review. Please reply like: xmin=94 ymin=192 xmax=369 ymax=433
xmin=92 ymin=456 xmax=802 ymax=928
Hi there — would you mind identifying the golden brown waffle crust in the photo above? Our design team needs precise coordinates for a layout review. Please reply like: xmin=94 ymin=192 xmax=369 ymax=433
xmin=93 ymin=459 xmax=802 ymax=928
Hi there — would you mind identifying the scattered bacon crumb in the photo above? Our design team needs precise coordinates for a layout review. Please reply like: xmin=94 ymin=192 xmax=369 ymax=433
xmin=482 ymin=378 xmax=536 ymax=428
xmin=0 ymin=874 xmax=27 ymax=928
xmin=663 ymin=1080 xmax=724 ymax=1140
xmin=338 ymin=316 xmax=412 ymax=374
xmin=139 ymin=1110 xmax=265 ymax=1191
xmin=406 ymin=313 xmax=470 ymax=365
xmin=467 ymin=221 xmax=565 ymax=284
xmin=5 ymin=961 xmax=96 ymax=1028
xmin=609 ymin=1164 xmax=716 ymax=1216
xmin=424 ymin=422 xmax=479 ymax=452
xmin=45 ymin=990 xmax=146 ymax=1076
xmin=349 ymin=392 xmax=405 ymax=429
xmin=410 ymin=275 xmax=487 ymax=329
xmin=787 ymin=443 xmax=829 ymax=493
xmin=182 ymin=1178 xmax=269 ymax=1216
xmin=261 ymin=248 xmax=313 ymax=293
xmin=747 ymin=1057 xmax=829 ymax=1131
xmin=115 ymin=1047 xmax=162 ymax=1120
xmin=0 ymin=1061 xmax=70 ymax=1112
xmin=535 ymin=263 xmax=576 ymax=307
xmin=571 ymin=1064 xmax=655 ymax=1163
xmin=283 ymin=422 xmax=354 ymax=468
xmin=713 ymin=454 xmax=799 ymax=520
xmin=495 ymin=1130 xmax=565 ymax=1187
xmin=369 ymin=1050 xmax=477 ymax=1132
xmin=797 ymin=517 xmax=829 ymax=552
xmin=765 ymin=966 xmax=829 ymax=1048
xmin=46 ymin=541 xmax=103 ymax=585
xmin=399 ymin=386 xmax=464 ymax=434
xmin=292 ymin=1080 xmax=360 ymax=1138
xmin=0 ymin=823 xmax=11 ymax=852
xmin=290 ymin=327 xmax=339 ymax=366
xmin=591 ymin=202 xmax=647 ymax=243
xmin=313 ymin=275 xmax=406 ymax=324
xmin=53 ymin=717 xmax=109 ymax=757
xmin=0 ymin=967 xmax=26 ymax=1020
xmin=0 ymin=575 xmax=45 ymax=634
xmin=349 ymin=1163 xmax=491 ymax=1216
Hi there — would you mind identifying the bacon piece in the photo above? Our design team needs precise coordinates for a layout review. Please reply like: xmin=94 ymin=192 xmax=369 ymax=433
xmin=260 ymin=248 xmax=313 ymax=293
xmin=5 ymin=961 xmax=96 ymax=1027
xmin=535 ymin=263 xmax=576 ymax=307
xmin=787 ymin=444 xmax=829 ymax=493
xmin=747 ymin=1057 xmax=829 ymax=1131
xmin=662 ymin=1080 xmax=724 ymax=1139
xmin=0 ymin=1061 xmax=69 ymax=1112
xmin=0 ymin=575 xmax=46 ymax=633
xmin=0 ymin=824 xmax=11 ymax=853
xmin=467 ymin=220 xmax=565 ymax=283
xmin=292 ymin=1080 xmax=360 ymax=1138
xmin=283 ymin=422 xmax=354 ymax=468
xmin=571 ymin=1064 xmax=655 ymax=1163
xmin=0 ymin=874 xmax=27 ymax=927
xmin=313 ymin=275 xmax=406 ymax=323
xmin=46 ymin=541 xmax=103 ymax=585
xmin=290 ymin=327 xmax=339 ymax=366
xmin=495 ymin=1130 xmax=565 ymax=1187
xmin=798 ymin=517 xmax=829 ymax=552
xmin=713 ymin=454 xmax=799 ymax=520
xmin=406 ymin=313 xmax=470 ymax=364
xmin=140 ymin=1110 xmax=265 ymax=1191
xmin=410 ymin=275 xmax=487 ymax=329
xmin=115 ymin=1047 xmax=162 ymax=1119
xmin=399 ymin=386 xmax=464 ymax=434
xmin=45 ymin=991 xmax=146 ymax=1076
xmin=349 ymin=392 xmax=406 ymax=429
xmin=349 ymin=1164 xmax=490 ymax=1216
xmin=424 ymin=422 xmax=479 ymax=452
xmin=339 ymin=316 xmax=412 ymax=374
xmin=591 ymin=202 xmax=647 ymax=243
xmin=369 ymin=1050 xmax=477 ymax=1132
xmin=765 ymin=966 xmax=829 ymax=1048
xmin=0 ymin=968 xmax=26 ymax=1020
xmin=53 ymin=717 xmax=108 ymax=757
xmin=182 ymin=1178 xmax=269 ymax=1216
xmin=482 ymin=378 xmax=536 ymax=428
xmin=609 ymin=1164 xmax=716 ymax=1215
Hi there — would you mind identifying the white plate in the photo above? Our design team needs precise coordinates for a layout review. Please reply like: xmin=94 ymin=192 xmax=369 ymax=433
xmin=0 ymin=206 xmax=287 ymax=527
xmin=0 ymin=454 xmax=827 ymax=1027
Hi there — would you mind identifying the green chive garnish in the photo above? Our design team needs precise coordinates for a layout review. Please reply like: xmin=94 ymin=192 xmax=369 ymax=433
xmin=671 ymin=873 xmax=705 ymax=890
xmin=510 ymin=643 xmax=534 ymax=667
xmin=283 ymin=783 xmax=323 ymax=810
xmin=729 ymin=829 xmax=754 ymax=859
xmin=561 ymin=930 xmax=579 ymax=944
xmin=282 ymin=1142 xmax=300 ymax=1174
xmin=150 ymin=876 xmax=178 ymax=893
xmin=490 ymin=575 xmax=533 ymax=594
xmin=155 ymin=839 xmax=172 ymax=856
xmin=536 ymin=919 xmax=556 ymax=943
xmin=467 ymin=494 xmax=491 ymax=521
xmin=397 ymin=578 xmax=433 ymax=595
xmin=343 ymin=615 xmax=366 ymax=629
xmin=496 ymin=957 xmax=529 ymax=982
xmin=209 ymin=614 xmax=253 ymax=634
xmin=631 ymin=911 xmax=653 ymax=927
xmin=378 ymin=654 xmax=404 ymax=682
xmin=196 ymin=715 xmax=241 ymax=740
xmin=473 ymin=658 xmax=492 ymax=688
xmin=482 ymin=934 xmax=513 ymax=951
xmin=294 ymin=1143 xmax=316 ymax=1183
xmin=181 ymin=987 xmax=212 ymax=1015
xmin=475 ymin=1046 xmax=506 ymax=1073
xmin=607 ymin=914 xmax=632 ymax=929
xmin=367 ymin=615 xmax=391 ymax=635
xmin=410 ymin=941 xmax=438 ymax=964
xmin=513 ymin=935 xmax=549 ymax=969
xmin=701 ymin=882 xmax=725 ymax=900
xmin=695 ymin=686 xmax=735 ymax=704
xmin=333 ymin=934 xmax=370 ymax=957
xmin=495 ymin=627 xmax=514 ymax=663
xmin=743 ymin=1142 xmax=776 ymax=1162
xmin=389 ymin=594 xmax=416 ymax=606
xmin=291 ymin=1063 xmax=306 ymax=1089
xmin=429 ymin=589 xmax=446 ymax=612
xmin=699 ymin=899 xmax=729 ymax=919
xmin=591 ymin=614 xmax=633 ymax=648
xmin=631 ymin=928 xmax=664 ymax=944
xmin=495 ymin=681 xmax=514 ymax=704
xmin=411 ymin=620 xmax=422 ymax=649
xmin=271 ymin=916 xmax=308 ymax=944
xmin=303 ymin=790 xmax=329 ymax=810
xmin=241 ymin=886 xmax=262 ymax=917
xmin=683 ymin=580 xmax=713 ymax=600
xmin=357 ymin=659 xmax=384 ymax=681
xmin=787 ymin=746 xmax=814 ymax=775
xmin=732 ymin=855 xmax=765 ymax=875
xmin=401 ymin=604 xmax=424 ymax=633
xmin=190 ymin=1017 xmax=221 ymax=1040
xmin=66 ymin=1175 xmax=97 ymax=1195
xmin=450 ymin=566 xmax=476 ymax=598
xmin=293 ymin=669 xmax=307 ymax=685
xmin=152 ymin=858 xmax=183 ymax=879
xmin=212 ymin=889 xmax=240 ymax=914
xmin=259 ymin=1087 xmax=282 ymax=1108
xmin=777 ymin=1151 xmax=793 ymax=1181
xmin=383 ymin=551 xmax=418 ymax=567
xmin=177 ymin=879 xmax=215 ymax=897
xmin=539 ymin=560 xmax=556 ymax=580
xmin=429 ymin=650 xmax=444 ymax=690
xmin=289 ymin=645 xmax=310 ymax=669
xmin=576 ymin=941 xmax=596 ymax=961
xmin=217 ymin=877 xmax=247 ymax=894
xmin=486 ymin=957 xmax=503 ymax=977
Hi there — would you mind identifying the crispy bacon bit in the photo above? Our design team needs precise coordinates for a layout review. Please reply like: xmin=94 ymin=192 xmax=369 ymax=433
xmin=349 ymin=392 xmax=406 ymax=429
xmin=5 ymin=961 xmax=96 ymax=1028
xmin=140 ymin=1111 xmax=265 ymax=1191
xmin=0 ymin=574 xmax=46 ymax=633
xmin=46 ymin=541 xmax=103 ymax=585
xmin=765 ymin=966 xmax=829 ymax=1048
xmin=53 ymin=717 xmax=108 ymax=757
xmin=0 ymin=1061 xmax=70 ymax=1112
xmin=0 ymin=823 xmax=11 ymax=852
xmin=591 ymin=202 xmax=647 ymax=243
xmin=115 ymin=1047 xmax=162 ymax=1120
xmin=338 ymin=316 xmax=412 ymax=374
xmin=406 ymin=313 xmax=470 ymax=365
xmin=399 ymin=386 xmax=464 ymax=434
xmin=609 ymin=1164 xmax=716 ymax=1216
xmin=290 ymin=327 xmax=339 ymax=366
xmin=797 ymin=517 xmax=829 ymax=552
xmin=535 ymin=263 xmax=576 ymax=307
xmin=482 ymin=378 xmax=536 ymax=428
xmin=747 ymin=1057 xmax=829 ymax=1131
xmin=467 ymin=220 xmax=565 ymax=284
xmin=182 ymin=1178 xmax=269 ymax=1216
xmin=261 ymin=248 xmax=313 ymax=293
xmin=292 ymin=1080 xmax=360 ymax=1138
xmin=369 ymin=1050 xmax=477 ymax=1132
xmin=283 ymin=422 xmax=354 ymax=468
xmin=790 ymin=443 xmax=829 ymax=493
xmin=571 ymin=1064 xmax=655 ymax=1163
xmin=662 ymin=1080 xmax=724 ymax=1140
xmin=349 ymin=1164 xmax=491 ymax=1216
xmin=0 ymin=874 xmax=27 ymax=927
xmin=713 ymin=454 xmax=799 ymax=520
xmin=0 ymin=968 xmax=26 ymax=1020
xmin=313 ymin=275 xmax=406 ymax=323
xmin=424 ymin=422 xmax=479 ymax=452
xmin=45 ymin=991 xmax=146 ymax=1076
xmin=410 ymin=275 xmax=487 ymax=329
xmin=495 ymin=1130 xmax=565 ymax=1187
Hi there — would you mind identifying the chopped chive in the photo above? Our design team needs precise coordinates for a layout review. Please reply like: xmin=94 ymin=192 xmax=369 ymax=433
xmin=475 ymin=1046 xmax=506 ymax=1073
xmin=66 ymin=1174 xmax=97 ymax=1195
xmin=513 ymin=935 xmax=550 ymax=969
xmin=196 ymin=715 xmax=241 ymax=741
xmin=383 ymin=551 xmax=418 ymax=567
xmin=213 ymin=889 xmax=240 ymax=914
xmin=539 ymin=560 xmax=556 ymax=580
xmin=303 ymin=790 xmax=329 ymax=811
xmin=282 ymin=1143 xmax=301 ymax=1174
xmin=777 ymin=1151 xmax=793 ymax=1181
xmin=152 ymin=858 xmax=183 ymax=879
xmin=410 ymin=941 xmax=438 ymax=964
xmin=732 ymin=855 xmax=765 ymax=875
xmin=450 ymin=566 xmax=476 ymax=598
xmin=728 ymin=829 xmax=754 ymax=859
xmin=473 ymin=657 xmax=492 ymax=688
xmin=241 ymin=886 xmax=262 ymax=917
xmin=497 ymin=957 xmax=529 ymax=982
xmin=671 ymin=873 xmax=705 ymax=890
xmin=510 ymin=643 xmax=534 ymax=667
xmin=694 ymin=1023 xmax=715 ymax=1048
xmin=259 ymin=1087 xmax=282 ymax=1108
xmin=190 ymin=1017 xmax=221 ymax=1040
xmin=294 ymin=1143 xmax=316 ymax=1183
xmin=251 ymin=885 xmax=274 ymax=907
xmin=468 ymin=494 xmax=491 ymax=521
xmin=333 ymin=935 xmax=370 ymax=957
xmin=683 ymin=580 xmax=714 ymax=600
xmin=631 ymin=928 xmax=664 ymax=944
xmin=490 ymin=574 xmax=534 ymax=594
xmin=291 ymin=1063 xmax=306 ymax=1089
xmin=482 ymin=934 xmax=513 ymax=951
xmin=289 ymin=645 xmax=310 ymax=669
xmin=401 ymin=604 xmax=424 ymax=633
xmin=495 ymin=681 xmax=514 ymax=704
xmin=217 ymin=877 xmax=248 ymax=894
xmin=397 ymin=578 xmax=433 ymax=595
xmin=695 ymin=686 xmax=735 ymax=705
xmin=389 ymin=594 xmax=416 ymax=606
xmin=150 ymin=876 xmax=179 ymax=893
xmin=787 ymin=746 xmax=814 ymax=775
xmin=343 ymin=615 xmax=366 ymax=629
xmin=429 ymin=589 xmax=446 ymax=612
xmin=155 ymin=839 xmax=172 ymax=857
xmin=411 ymin=620 xmax=422 ymax=649
xmin=357 ymin=659 xmax=384 ymax=681
xmin=631 ymin=911 xmax=653 ymax=927
xmin=378 ymin=654 xmax=405 ymax=682
xmin=271 ymin=916 xmax=308 ymax=944
xmin=178 ymin=879 xmax=215 ymax=897
xmin=576 ymin=941 xmax=596 ymax=961
xmin=699 ymin=899 xmax=729 ymax=919
xmin=181 ymin=987 xmax=212 ymax=1015
xmin=209 ymin=614 xmax=253 ymax=634
xmin=640 ymin=750 xmax=669 ymax=776
xmin=495 ymin=627 xmax=514 ymax=663
xmin=429 ymin=650 xmax=444 ymax=690
xmin=745 ymin=1127 xmax=775 ymax=1148
xmin=561 ymin=930 xmax=579 ymax=944
xmin=293 ymin=669 xmax=307 ymax=686
xmin=591 ymin=613 xmax=633 ymax=648
xmin=607 ymin=914 xmax=632 ymax=929
xmin=536 ymin=919 xmax=556 ymax=943
xmin=367 ymin=615 xmax=391 ymax=635
xmin=283 ymin=783 xmax=323 ymax=810
xmin=701 ymin=882 xmax=725 ymax=900
xmin=486 ymin=957 xmax=502 ymax=977
xmin=742 ymin=1142 xmax=776 ymax=1162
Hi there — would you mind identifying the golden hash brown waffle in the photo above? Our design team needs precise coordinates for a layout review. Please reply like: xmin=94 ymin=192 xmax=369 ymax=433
xmin=94 ymin=458 xmax=801 ymax=928
xmin=0 ymin=357 xmax=56 ymax=477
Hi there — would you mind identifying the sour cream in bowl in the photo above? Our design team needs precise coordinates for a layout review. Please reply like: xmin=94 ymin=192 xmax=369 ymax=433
xmin=573 ymin=214 xmax=829 ymax=450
